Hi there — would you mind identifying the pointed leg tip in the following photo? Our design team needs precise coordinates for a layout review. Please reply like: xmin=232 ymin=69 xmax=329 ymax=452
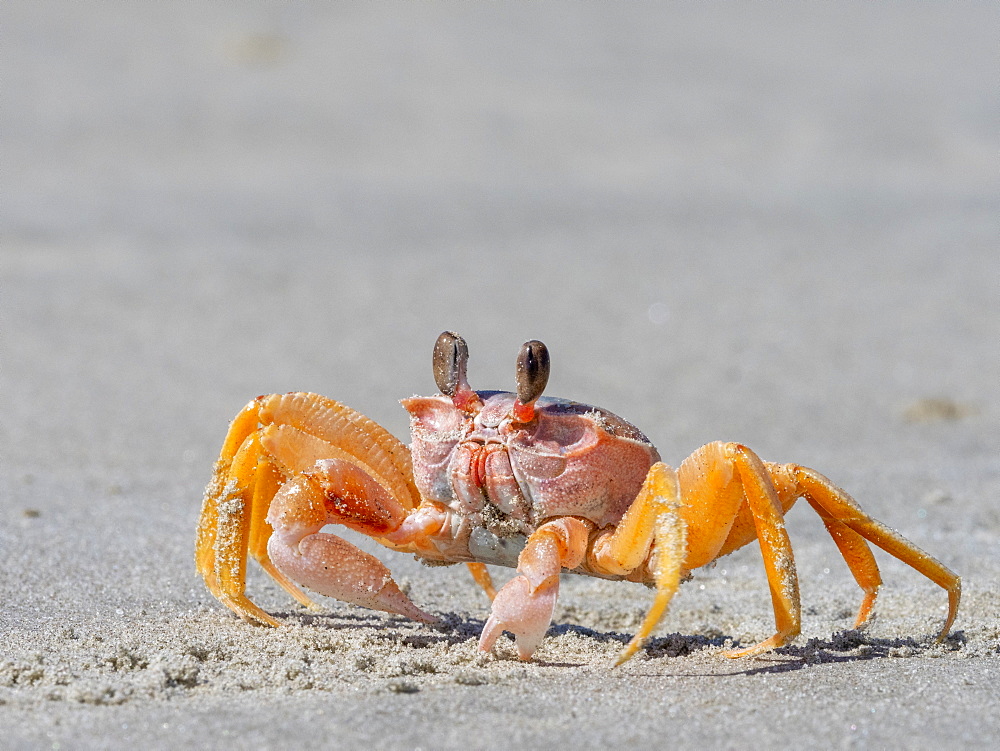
xmin=614 ymin=637 xmax=643 ymax=666
xmin=219 ymin=595 xmax=283 ymax=628
xmin=722 ymin=632 xmax=790 ymax=659
xmin=722 ymin=643 xmax=759 ymax=659
xmin=415 ymin=611 xmax=443 ymax=626
xmin=613 ymin=650 xmax=634 ymax=667
xmin=243 ymin=609 xmax=283 ymax=628
xmin=392 ymin=600 xmax=439 ymax=625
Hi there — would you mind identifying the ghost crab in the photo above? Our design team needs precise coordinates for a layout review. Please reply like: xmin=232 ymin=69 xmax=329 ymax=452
xmin=196 ymin=332 xmax=960 ymax=663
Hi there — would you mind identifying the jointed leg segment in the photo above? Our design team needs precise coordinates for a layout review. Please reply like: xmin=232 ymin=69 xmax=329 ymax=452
xmin=722 ymin=445 xmax=801 ymax=657
xmin=790 ymin=465 xmax=960 ymax=640
xmin=807 ymin=500 xmax=882 ymax=628
xmin=594 ymin=441 xmax=959 ymax=665
xmin=590 ymin=462 xmax=688 ymax=664
xmin=196 ymin=430 xmax=285 ymax=627
xmin=195 ymin=393 xmax=432 ymax=627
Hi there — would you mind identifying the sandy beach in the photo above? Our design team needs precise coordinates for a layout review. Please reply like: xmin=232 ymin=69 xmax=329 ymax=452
xmin=2 ymin=3 xmax=998 ymax=748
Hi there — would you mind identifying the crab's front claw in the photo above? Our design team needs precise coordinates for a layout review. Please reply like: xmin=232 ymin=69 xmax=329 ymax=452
xmin=268 ymin=530 xmax=436 ymax=623
xmin=264 ymin=457 xmax=436 ymax=624
xmin=478 ymin=574 xmax=559 ymax=660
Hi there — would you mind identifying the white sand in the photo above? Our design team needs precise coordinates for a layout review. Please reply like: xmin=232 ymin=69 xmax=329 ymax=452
xmin=3 ymin=3 xmax=998 ymax=748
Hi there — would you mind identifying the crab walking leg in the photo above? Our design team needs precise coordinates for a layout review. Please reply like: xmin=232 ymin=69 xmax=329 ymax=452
xmin=478 ymin=517 xmax=592 ymax=660
xmin=246 ymin=456 xmax=320 ymax=611
xmin=591 ymin=462 xmax=679 ymax=575
xmin=265 ymin=460 xmax=436 ymax=622
xmin=258 ymin=392 xmax=420 ymax=511
xmin=586 ymin=463 xmax=688 ymax=664
xmin=764 ymin=461 xmax=882 ymax=630
xmin=792 ymin=466 xmax=961 ymax=640
xmin=195 ymin=399 xmax=266 ymax=596
xmin=195 ymin=463 xmax=226 ymax=596
xmin=203 ymin=433 xmax=283 ymax=627
xmin=724 ymin=444 xmax=802 ymax=658
xmin=806 ymin=499 xmax=882 ymax=628
xmin=465 ymin=562 xmax=498 ymax=601
xmin=617 ymin=509 xmax=689 ymax=665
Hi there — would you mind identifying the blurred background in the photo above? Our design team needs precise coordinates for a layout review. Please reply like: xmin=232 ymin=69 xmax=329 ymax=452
xmin=2 ymin=5 xmax=998 ymax=746
xmin=2 ymin=1 xmax=997 ymax=621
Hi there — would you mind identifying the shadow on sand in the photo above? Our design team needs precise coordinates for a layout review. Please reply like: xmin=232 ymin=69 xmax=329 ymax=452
xmin=271 ymin=608 xmax=965 ymax=673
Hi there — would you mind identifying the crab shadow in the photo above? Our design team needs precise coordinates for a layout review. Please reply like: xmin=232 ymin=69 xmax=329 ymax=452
xmin=680 ymin=629 xmax=966 ymax=677
xmin=546 ymin=621 xmax=730 ymax=660
xmin=272 ymin=608 xmax=490 ymax=651
xmin=270 ymin=610 xmax=964 ymax=673
xmin=273 ymin=609 xmax=726 ymax=662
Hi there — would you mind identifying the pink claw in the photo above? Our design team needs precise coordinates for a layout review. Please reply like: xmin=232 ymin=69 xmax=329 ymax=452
xmin=478 ymin=574 xmax=559 ymax=660
xmin=268 ymin=531 xmax=436 ymax=623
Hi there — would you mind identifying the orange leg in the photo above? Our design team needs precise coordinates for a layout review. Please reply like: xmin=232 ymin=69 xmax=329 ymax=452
xmin=790 ymin=465 xmax=960 ymax=640
xmin=256 ymin=392 xmax=419 ymax=511
xmin=465 ymin=563 xmax=498 ymax=601
xmin=199 ymin=431 xmax=282 ymax=626
xmin=247 ymin=456 xmax=320 ymax=611
xmin=648 ymin=443 xmax=802 ymax=659
xmin=722 ymin=444 xmax=802 ymax=657
xmin=589 ymin=462 xmax=688 ymax=665
xmin=809 ymin=501 xmax=881 ymax=628
xmin=593 ymin=445 xmax=803 ymax=664
xmin=195 ymin=399 xmax=263 ymax=599
xmin=195 ymin=393 xmax=426 ymax=626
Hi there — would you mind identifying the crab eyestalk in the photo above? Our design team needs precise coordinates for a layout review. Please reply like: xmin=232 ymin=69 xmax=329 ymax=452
xmin=513 ymin=339 xmax=549 ymax=423
xmin=433 ymin=331 xmax=481 ymax=412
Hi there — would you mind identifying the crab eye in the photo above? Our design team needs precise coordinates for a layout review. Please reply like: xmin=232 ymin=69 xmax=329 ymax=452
xmin=432 ymin=331 xmax=468 ymax=396
xmin=515 ymin=339 xmax=549 ymax=407
xmin=433 ymin=331 xmax=482 ymax=412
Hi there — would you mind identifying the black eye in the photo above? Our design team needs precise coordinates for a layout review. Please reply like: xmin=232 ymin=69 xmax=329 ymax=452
xmin=515 ymin=339 xmax=549 ymax=405
xmin=432 ymin=331 xmax=469 ymax=396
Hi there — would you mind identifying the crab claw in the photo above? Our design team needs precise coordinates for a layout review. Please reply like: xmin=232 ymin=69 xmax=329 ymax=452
xmin=478 ymin=573 xmax=559 ymax=660
xmin=268 ymin=531 xmax=437 ymax=623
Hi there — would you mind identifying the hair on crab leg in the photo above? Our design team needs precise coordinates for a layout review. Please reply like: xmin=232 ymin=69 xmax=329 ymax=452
xmin=615 ymin=507 xmax=688 ymax=666
xmin=210 ymin=433 xmax=283 ymax=627
xmin=722 ymin=444 xmax=802 ymax=658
